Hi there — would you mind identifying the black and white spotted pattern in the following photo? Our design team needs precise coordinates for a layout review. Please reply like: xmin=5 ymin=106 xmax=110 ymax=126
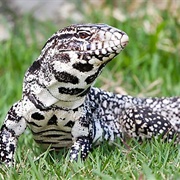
xmin=0 ymin=24 xmax=179 ymax=166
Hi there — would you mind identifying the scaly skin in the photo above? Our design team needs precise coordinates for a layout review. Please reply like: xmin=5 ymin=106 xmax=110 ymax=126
xmin=0 ymin=24 xmax=179 ymax=166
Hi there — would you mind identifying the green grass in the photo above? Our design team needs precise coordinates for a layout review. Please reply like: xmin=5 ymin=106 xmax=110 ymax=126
xmin=0 ymin=1 xmax=180 ymax=179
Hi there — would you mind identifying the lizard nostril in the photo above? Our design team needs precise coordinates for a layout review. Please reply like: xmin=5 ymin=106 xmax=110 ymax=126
xmin=121 ymin=34 xmax=129 ymax=48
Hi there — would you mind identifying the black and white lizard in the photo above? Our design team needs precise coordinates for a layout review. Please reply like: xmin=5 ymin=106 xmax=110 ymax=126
xmin=0 ymin=24 xmax=179 ymax=166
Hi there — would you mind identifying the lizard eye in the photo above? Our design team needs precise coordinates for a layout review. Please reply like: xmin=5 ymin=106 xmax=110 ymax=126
xmin=78 ymin=31 xmax=91 ymax=39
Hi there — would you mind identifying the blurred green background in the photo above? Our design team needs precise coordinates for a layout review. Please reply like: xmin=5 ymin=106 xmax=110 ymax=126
xmin=0 ymin=0 xmax=179 ymax=179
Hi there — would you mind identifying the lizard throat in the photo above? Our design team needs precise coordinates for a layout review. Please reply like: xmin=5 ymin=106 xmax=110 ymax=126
xmin=54 ymin=96 xmax=86 ymax=109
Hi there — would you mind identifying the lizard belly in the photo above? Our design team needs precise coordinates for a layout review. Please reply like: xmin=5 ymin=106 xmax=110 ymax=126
xmin=24 ymin=100 xmax=82 ymax=149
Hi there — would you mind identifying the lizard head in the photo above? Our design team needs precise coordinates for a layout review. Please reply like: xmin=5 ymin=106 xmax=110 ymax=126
xmin=42 ymin=23 xmax=129 ymax=82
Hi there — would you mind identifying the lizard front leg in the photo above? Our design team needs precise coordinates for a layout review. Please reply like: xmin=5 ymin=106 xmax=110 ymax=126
xmin=69 ymin=136 xmax=92 ymax=161
xmin=0 ymin=100 xmax=26 ymax=166
xmin=70 ymin=116 xmax=93 ymax=161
